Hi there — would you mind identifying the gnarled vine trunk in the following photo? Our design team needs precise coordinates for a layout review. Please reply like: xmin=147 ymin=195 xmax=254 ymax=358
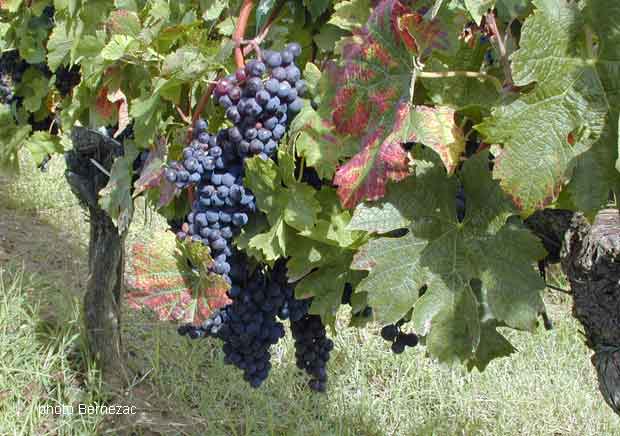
xmin=561 ymin=209 xmax=620 ymax=415
xmin=527 ymin=208 xmax=620 ymax=415
xmin=65 ymin=127 xmax=130 ymax=389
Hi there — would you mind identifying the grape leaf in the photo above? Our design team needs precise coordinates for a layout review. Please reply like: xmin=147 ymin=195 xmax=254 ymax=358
xmin=133 ymin=141 xmax=165 ymax=197
xmin=464 ymin=0 xmax=493 ymax=24
xmin=16 ymin=67 xmax=50 ymax=113
xmin=421 ymin=35 xmax=501 ymax=116
xmin=303 ymin=0 xmax=331 ymax=20
xmin=0 ymin=105 xmax=31 ymax=174
xmin=476 ymin=0 xmax=610 ymax=217
xmin=244 ymin=156 xmax=321 ymax=231
xmin=562 ymin=0 xmax=620 ymax=215
xmin=351 ymin=151 xmax=545 ymax=365
xmin=348 ymin=176 xmax=416 ymax=234
xmin=290 ymin=102 xmax=358 ymax=180
xmin=101 ymin=34 xmax=136 ymax=61
xmin=24 ymin=132 xmax=63 ymax=167
xmin=322 ymin=0 xmax=463 ymax=208
xmin=99 ymin=143 xmax=139 ymax=233
xmin=255 ymin=0 xmax=277 ymax=33
xmin=126 ymin=236 xmax=230 ymax=325
xmin=47 ymin=19 xmax=72 ymax=70
xmin=107 ymin=9 xmax=141 ymax=37
xmin=328 ymin=0 xmax=371 ymax=32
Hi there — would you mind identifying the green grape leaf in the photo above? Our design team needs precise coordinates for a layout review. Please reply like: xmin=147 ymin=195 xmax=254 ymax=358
xmin=303 ymin=0 xmax=331 ymax=20
xmin=99 ymin=143 xmax=139 ymax=233
xmin=126 ymin=235 xmax=230 ymax=325
xmin=496 ymin=0 xmax=532 ymax=20
xmin=255 ymin=0 xmax=277 ymax=33
xmin=0 ymin=105 xmax=31 ymax=174
xmin=202 ymin=0 xmax=227 ymax=22
xmin=161 ymin=47 xmax=210 ymax=81
xmin=107 ymin=9 xmax=142 ymax=36
xmin=562 ymin=0 xmax=620 ymax=216
xmin=24 ymin=131 xmax=63 ymax=166
xmin=47 ymin=19 xmax=72 ymax=70
xmin=351 ymin=152 xmax=545 ymax=365
xmin=464 ymin=0 xmax=493 ymax=24
xmin=16 ymin=67 xmax=50 ymax=113
xmin=328 ymin=0 xmax=371 ymax=32
xmin=244 ymin=156 xmax=321 ymax=231
xmin=348 ymin=176 xmax=416 ymax=234
xmin=248 ymin=217 xmax=288 ymax=261
xmin=101 ymin=34 xmax=137 ymax=61
xmin=422 ymin=35 xmax=501 ymax=116
xmin=476 ymin=0 xmax=610 ymax=217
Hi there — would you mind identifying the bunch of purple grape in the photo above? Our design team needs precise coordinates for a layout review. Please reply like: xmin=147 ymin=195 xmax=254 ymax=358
xmin=291 ymin=314 xmax=334 ymax=393
xmin=172 ymin=44 xmax=335 ymax=392
xmin=381 ymin=321 xmax=419 ymax=354
xmin=213 ymin=42 xmax=307 ymax=159
xmin=165 ymin=121 xmax=256 ymax=283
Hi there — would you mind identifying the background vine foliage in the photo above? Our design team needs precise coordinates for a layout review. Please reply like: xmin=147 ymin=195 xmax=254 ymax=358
xmin=1 ymin=0 xmax=620 ymax=416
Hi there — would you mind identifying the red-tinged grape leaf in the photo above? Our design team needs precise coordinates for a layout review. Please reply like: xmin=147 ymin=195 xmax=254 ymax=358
xmin=133 ymin=141 xmax=165 ymax=197
xmin=323 ymin=0 xmax=463 ymax=208
xmin=108 ymin=88 xmax=130 ymax=138
xmin=476 ymin=0 xmax=611 ymax=217
xmin=333 ymin=103 xmax=464 ymax=208
xmin=289 ymin=102 xmax=358 ymax=180
xmin=158 ymin=178 xmax=177 ymax=208
xmin=126 ymin=236 xmax=230 ymax=326
xmin=95 ymin=86 xmax=116 ymax=120
xmin=350 ymin=151 xmax=545 ymax=366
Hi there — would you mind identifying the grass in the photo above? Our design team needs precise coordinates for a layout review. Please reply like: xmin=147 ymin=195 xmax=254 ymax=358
xmin=0 ymin=153 xmax=619 ymax=435
xmin=0 ymin=265 xmax=103 ymax=436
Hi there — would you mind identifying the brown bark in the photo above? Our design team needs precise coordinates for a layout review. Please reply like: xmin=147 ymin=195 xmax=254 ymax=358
xmin=561 ymin=209 xmax=620 ymax=415
xmin=64 ymin=127 xmax=130 ymax=389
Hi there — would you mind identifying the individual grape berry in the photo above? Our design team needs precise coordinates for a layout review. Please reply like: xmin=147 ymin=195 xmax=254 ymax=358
xmin=391 ymin=340 xmax=406 ymax=354
xmin=226 ymin=106 xmax=241 ymax=123
xmin=246 ymin=60 xmax=266 ymax=77
xmin=280 ymin=50 xmax=294 ymax=65
xmin=286 ymin=42 xmax=302 ymax=58
xmin=381 ymin=325 xmax=399 ymax=342
xmin=285 ymin=65 xmax=301 ymax=83
xmin=272 ymin=67 xmax=286 ymax=81
xmin=195 ymin=118 xmax=208 ymax=133
xmin=235 ymin=68 xmax=247 ymax=82
xmin=288 ymin=98 xmax=304 ymax=114
xmin=264 ymin=51 xmax=282 ymax=68
xmin=400 ymin=333 xmax=419 ymax=347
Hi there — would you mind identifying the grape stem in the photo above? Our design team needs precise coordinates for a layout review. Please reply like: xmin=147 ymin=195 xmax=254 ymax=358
xmin=241 ymin=0 xmax=285 ymax=58
xmin=417 ymin=70 xmax=503 ymax=91
xmin=484 ymin=12 xmax=513 ymax=88
xmin=176 ymin=105 xmax=191 ymax=125
xmin=233 ymin=0 xmax=255 ymax=68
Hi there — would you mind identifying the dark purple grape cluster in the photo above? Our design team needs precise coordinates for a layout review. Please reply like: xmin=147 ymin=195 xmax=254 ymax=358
xmin=380 ymin=321 xmax=419 ymax=354
xmin=291 ymin=314 xmax=334 ymax=393
xmin=165 ymin=121 xmax=257 ymax=283
xmin=173 ymin=43 xmax=336 ymax=391
xmin=213 ymin=42 xmax=307 ymax=160
xmin=180 ymin=262 xmax=292 ymax=387
xmin=55 ymin=64 xmax=81 ymax=97
xmin=0 ymin=51 xmax=28 ymax=105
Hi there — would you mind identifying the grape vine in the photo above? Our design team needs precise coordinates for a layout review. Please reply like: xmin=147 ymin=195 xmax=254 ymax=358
xmin=3 ymin=0 xmax=620 ymax=414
